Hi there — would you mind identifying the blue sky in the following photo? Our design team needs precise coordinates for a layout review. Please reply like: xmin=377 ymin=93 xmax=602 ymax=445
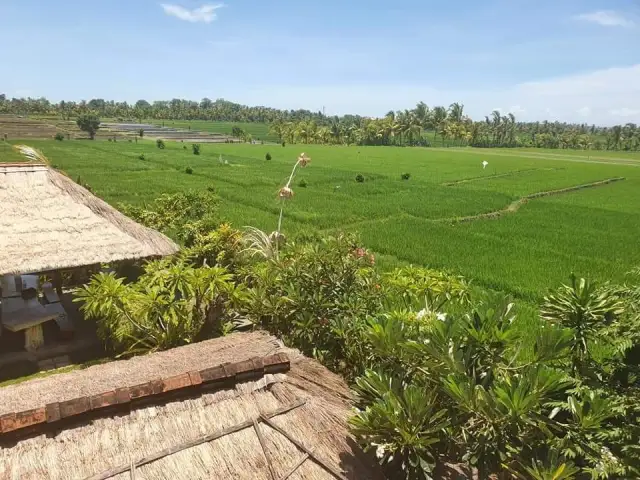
xmin=1 ymin=0 xmax=639 ymax=124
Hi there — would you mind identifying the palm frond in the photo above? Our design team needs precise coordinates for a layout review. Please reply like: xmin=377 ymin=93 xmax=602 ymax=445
xmin=241 ymin=226 xmax=278 ymax=260
xmin=12 ymin=144 xmax=51 ymax=165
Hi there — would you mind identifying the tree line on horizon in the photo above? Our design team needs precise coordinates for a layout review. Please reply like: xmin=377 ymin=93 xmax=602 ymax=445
xmin=1 ymin=94 xmax=639 ymax=151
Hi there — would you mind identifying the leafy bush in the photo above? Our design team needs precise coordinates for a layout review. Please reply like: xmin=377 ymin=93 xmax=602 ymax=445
xmin=355 ymin=174 xmax=365 ymax=183
xmin=298 ymin=178 xmax=308 ymax=188
xmin=185 ymin=166 xmax=193 ymax=174
xmin=54 ymin=133 xmax=64 ymax=141
xmin=192 ymin=143 xmax=200 ymax=155
xmin=282 ymin=141 xmax=286 ymax=147
xmin=156 ymin=139 xmax=165 ymax=149
xmin=74 ymin=259 xmax=241 ymax=355
xmin=237 ymin=234 xmax=383 ymax=377
xmin=401 ymin=172 xmax=411 ymax=180
xmin=183 ymin=145 xmax=187 ymax=149
xmin=138 ymin=153 xmax=146 ymax=161
xmin=118 ymin=190 xmax=220 ymax=234
xmin=265 ymin=152 xmax=272 ymax=161
xmin=138 ymin=128 xmax=144 ymax=138
xmin=76 ymin=114 xmax=100 ymax=140
xmin=349 ymin=275 xmax=640 ymax=479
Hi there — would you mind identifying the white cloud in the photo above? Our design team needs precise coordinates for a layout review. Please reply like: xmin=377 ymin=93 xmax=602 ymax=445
xmin=577 ymin=106 xmax=591 ymax=117
xmin=574 ymin=11 xmax=634 ymax=28
xmin=509 ymin=105 xmax=526 ymax=115
xmin=610 ymin=107 xmax=640 ymax=118
xmin=161 ymin=3 xmax=224 ymax=23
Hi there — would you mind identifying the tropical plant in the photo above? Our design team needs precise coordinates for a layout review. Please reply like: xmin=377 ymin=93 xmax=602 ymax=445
xmin=265 ymin=152 xmax=271 ymax=161
xmin=355 ymin=174 xmax=365 ymax=183
xmin=156 ymin=139 xmax=165 ymax=149
xmin=185 ymin=166 xmax=193 ymax=174
xmin=541 ymin=275 xmax=625 ymax=375
xmin=74 ymin=259 xmax=241 ymax=355
xmin=192 ymin=143 xmax=200 ymax=155
xmin=54 ymin=132 xmax=64 ymax=141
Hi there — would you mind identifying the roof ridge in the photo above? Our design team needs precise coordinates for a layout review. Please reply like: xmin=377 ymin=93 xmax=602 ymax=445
xmin=0 ymin=352 xmax=290 ymax=436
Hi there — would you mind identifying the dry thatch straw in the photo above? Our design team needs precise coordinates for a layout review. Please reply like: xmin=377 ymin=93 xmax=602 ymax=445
xmin=0 ymin=332 xmax=382 ymax=480
xmin=0 ymin=163 xmax=178 ymax=276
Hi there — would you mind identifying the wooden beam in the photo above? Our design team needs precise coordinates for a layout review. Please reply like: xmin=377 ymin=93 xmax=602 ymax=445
xmin=260 ymin=415 xmax=349 ymax=480
xmin=254 ymin=419 xmax=277 ymax=480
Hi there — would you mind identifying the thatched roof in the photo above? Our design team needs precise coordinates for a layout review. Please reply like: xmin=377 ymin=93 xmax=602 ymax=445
xmin=0 ymin=164 xmax=178 ymax=276
xmin=0 ymin=331 xmax=382 ymax=480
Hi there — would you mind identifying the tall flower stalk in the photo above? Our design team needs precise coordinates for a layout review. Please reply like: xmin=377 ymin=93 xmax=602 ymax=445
xmin=276 ymin=152 xmax=310 ymax=236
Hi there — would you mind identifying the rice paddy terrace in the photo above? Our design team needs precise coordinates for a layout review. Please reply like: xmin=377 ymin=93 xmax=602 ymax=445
xmin=3 ymin=127 xmax=640 ymax=300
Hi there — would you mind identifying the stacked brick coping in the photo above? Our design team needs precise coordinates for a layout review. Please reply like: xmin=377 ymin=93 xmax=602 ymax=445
xmin=0 ymin=352 xmax=290 ymax=435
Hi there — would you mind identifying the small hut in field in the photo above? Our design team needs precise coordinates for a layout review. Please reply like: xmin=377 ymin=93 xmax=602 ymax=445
xmin=0 ymin=331 xmax=382 ymax=480
xmin=0 ymin=163 xmax=178 ymax=276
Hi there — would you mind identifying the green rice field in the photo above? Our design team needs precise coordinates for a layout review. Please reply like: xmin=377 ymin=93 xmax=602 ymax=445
xmin=3 ymin=139 xmax=640 ymax=300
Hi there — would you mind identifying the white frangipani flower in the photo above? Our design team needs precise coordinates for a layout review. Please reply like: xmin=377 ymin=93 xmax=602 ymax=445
xmin=416 ymin=308 xmax=429 ymax=320
xmin=436 ymin=312 xmax=447 ymax=322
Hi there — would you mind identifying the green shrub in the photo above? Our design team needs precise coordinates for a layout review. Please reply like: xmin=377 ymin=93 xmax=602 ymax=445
xmin=138 ymin=153 xmax=146 ymax=161
xmin=355 ymin=174 xmax=365 ymax=183
xmin=298 ymin=179 xmax=308 ymax=188
xmin=74 ymin=260 xmax=241 ymax=355
xmin=349 ymin=275 xmax=640 ymax=479
xmin=54 ymin=133 xmax=64 ymax=141
xmin=183 ymin=145 xmax=187 ymax=149
xmin=265 ymin=152 xmax=272 ymax=161
xmin=192 ymin=144 xmax=200 ymax=155
xmin=401 ymin=172 xmax=411 ymax=180
xmin=185 ymin=166 xmax=193 ymax=174
xmin=237 ymin=234 xmax=383 ymax=378
xmin=156 ymin=139 xmax=165 ymax=149
xmin=138 ymin=128 xmax=144 ymax=138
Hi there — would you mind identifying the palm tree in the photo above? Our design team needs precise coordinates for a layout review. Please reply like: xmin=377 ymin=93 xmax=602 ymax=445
xmin=448 ymin=102 xmax=464 ymax=123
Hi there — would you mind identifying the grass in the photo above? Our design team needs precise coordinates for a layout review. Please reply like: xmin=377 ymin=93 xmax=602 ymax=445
xmin=5 ymin=139 xmax=640 ymax=300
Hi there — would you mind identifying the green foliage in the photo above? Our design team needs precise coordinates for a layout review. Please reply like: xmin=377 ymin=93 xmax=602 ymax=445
xmin=138 ymin=153 xmax=146 ymax=161
xmin=76 ymin=114 xmax=100 ymax=139
xmin=349 ymin=276 xmax=640 ymax=479
xmin=355 ymin=174 xmax=365 ymax=183
xmin=54 ymin=132 xmax=64 ymax=141
xmin=350 ymin=371 xmax=449 ymax=479
xmin=192 ymin=143 xmax=200 ymax=155
xmin=298 ymin=178 xmax=307 ymax=188
xmin=138 ymin=128 xmax=144 ymax=138
xmin=237 ymin=234 xmax=383 ymax=377
xmin=265 ymin=152 xmax=271 ymax=161
xmin=185 ymin=166 xmax=193 ymax=174
xmin=401 ymin=172 xmax=411 ymax=180
xmin=74 ymin=259 xmax=241 ymax=355
xmin=118 ymin=190 xmax=219 ymax=237
xmin=156 ymin=139 xmax=165 ymax=149
xmin=542 ymin=275 xmax=625 ymax=374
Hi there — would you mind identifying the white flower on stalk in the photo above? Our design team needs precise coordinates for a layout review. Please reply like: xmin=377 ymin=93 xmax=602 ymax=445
xmin=416 ymin=308 xmax=429 ymax=320
xmin=372 ymin=443 xmax=386 ymax=459
xmin=278 ymin=186 xmax=294 ymax=199
xmin=298 ymin=152 xmax=311 ymax=167
xmin=482 ymin=160 xmax=488 ymax=169
xmin=436 ymin=312 xmax=447 ymax=322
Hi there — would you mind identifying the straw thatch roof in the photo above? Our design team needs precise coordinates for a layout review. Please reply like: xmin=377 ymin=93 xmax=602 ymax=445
xmin=0 ymin=331 xmax=382 ymax=480
xmin=0 ymin=164 xmax=178 ymax=276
